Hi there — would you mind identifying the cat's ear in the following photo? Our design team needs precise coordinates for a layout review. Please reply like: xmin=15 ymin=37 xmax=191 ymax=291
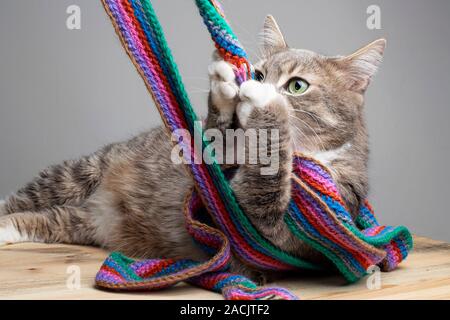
xmin=338 ymin=38 xmax=386 ymax=93
xmin=259 ymin=15 xmax=288 ymax=57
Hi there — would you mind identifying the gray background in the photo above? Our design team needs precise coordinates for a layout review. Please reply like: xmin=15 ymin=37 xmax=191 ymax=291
xmin=1 ymin=0 xmax=449 ymax=241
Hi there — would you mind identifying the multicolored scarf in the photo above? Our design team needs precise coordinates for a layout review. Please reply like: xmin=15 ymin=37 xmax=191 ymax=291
xmin=95 ymin=0 xmax=413 ymax=300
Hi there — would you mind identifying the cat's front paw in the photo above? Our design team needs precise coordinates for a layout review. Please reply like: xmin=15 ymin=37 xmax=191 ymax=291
xmin=209 ymin=60 xmax=239 ymax=106
xmin=236 ymin=80 xmax=283 ymax=127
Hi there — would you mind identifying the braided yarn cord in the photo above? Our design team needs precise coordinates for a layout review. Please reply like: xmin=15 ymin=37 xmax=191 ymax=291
xmin=96 ymin=0 xmax=413 ymax=300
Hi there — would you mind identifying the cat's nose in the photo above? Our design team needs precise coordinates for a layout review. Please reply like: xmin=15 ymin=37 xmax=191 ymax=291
xmin=239 ymin=80 xmax=277 ymax=108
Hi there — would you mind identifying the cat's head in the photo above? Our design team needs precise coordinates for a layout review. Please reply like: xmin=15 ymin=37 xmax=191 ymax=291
xmin=254 ymin=15 xmax=386 ymax=152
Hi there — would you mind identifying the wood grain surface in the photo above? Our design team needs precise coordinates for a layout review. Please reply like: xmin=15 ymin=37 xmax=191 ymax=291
xmin=0 ymin=236 xmax=449 ymax=299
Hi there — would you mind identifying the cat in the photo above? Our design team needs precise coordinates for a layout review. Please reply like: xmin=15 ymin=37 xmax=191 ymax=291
xmin=0 ymin=15 xmax=385 ymax=282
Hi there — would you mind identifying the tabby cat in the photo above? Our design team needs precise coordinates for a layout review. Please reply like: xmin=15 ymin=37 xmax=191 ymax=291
xmin=0 ymin=16 xmax=385 ymax=281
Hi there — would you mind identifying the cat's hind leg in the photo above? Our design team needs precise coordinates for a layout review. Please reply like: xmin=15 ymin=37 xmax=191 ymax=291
xmin=0 ymin=200 xmax=6 ymax=217
xmin=0 ymin=205 xmax=102 ymax=246
xmin=1 ymin=150 xmax=107 ymax=216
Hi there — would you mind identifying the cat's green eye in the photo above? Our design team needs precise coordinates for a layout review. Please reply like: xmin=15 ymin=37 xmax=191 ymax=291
xmin=287 ymin=78 xmax=309 ymax=95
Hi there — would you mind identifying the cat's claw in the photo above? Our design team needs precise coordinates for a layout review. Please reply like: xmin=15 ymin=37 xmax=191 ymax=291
xmin=237 ymin=80 xmax=279 ymax=126
xmin=208 ymin=60 xmax=239 ymax=102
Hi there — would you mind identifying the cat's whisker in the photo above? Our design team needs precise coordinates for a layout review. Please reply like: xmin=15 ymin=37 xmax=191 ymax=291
xmin=289 ymin=114 xmax=326 ymax=151
xmin=245 ymin=47 xmax=264 ymax=63
xmin=189 ymin=91 xmax=210 ymax=94
xmin=184 ymin=76 xmax=210 ymax=81
xmin=225 ymin=17 xmax=258 ymax=46
xmin=293 ymin=109 xmax=347 ymax=133
xmin=187 ymin=87 xmax=211 ymax=94
xmin=290 ymin=115 xmax=326 ymax=150
xmin=289 ymin=126 xmax=301 ymax=151
xmin=289 ymin=121 xmax=313 ymax=152
xmin=292 ymin=109 xmax=321 ymax=127
xmin=291 ymin=122 xmax=311 ymax=147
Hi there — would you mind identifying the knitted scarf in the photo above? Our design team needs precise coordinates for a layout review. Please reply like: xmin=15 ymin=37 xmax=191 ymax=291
xmin=95 ymin=0 xmax=413 ymax=300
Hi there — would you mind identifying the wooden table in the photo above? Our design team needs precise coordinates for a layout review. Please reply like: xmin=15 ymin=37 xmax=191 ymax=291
xmin=0 ymin=236 xmax=449 ymax=300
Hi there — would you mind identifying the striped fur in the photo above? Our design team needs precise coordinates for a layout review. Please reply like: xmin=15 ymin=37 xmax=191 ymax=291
xmin=0 ymin=0 xmax=411 ymax=300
